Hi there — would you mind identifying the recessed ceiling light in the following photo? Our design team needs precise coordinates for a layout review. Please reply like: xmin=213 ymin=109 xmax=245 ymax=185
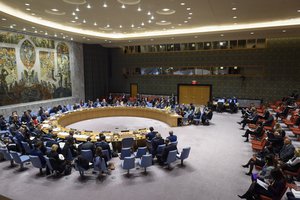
xmin=83 ymin=36 xmax=86 ymax=39
xmin=220 ymin=66 xmax=224 ymax=70
xmin=234 ymin=22 xmax=237 ymax=25
xmin=171 ymin=26 xmax=175 ymax=28
xmin=71 ymin=37 xmax=73 ymax=40
xmin=233 ymin=16 xmax=237 ymax=19
xmin=45 ymin=32 xmax=48 ymax=35
xmin=25 ymin=3 xmax=30 ymax=6
xmin=150 ymin=38 xmax=154 ymax=41
xmin=184 ymin=21 xmax=188 ymax=23
xmin=189 ymin=13 xmax=192 ymax=15
xmin=147 ymin=11 xmax=151 ymax=15
xmin=106 ymin=24 xmax=110 ymax=27
xmin=87 ymin=38 xmax=90 ymax=41
xmin=121 ymin=4 xmax=126 ymax=8
xmin=103 ymin=2 xmax=107 ymax=8
xmin=128 ymin=40 xmax=131 ymax=43
xmin=76 ymin=8 xmax=80 ymax=11
xmin=151 ymin=16 xmax=154 ymax=20
xmin=250 ymin=32 xmax=254 ymax=35
xmin=71 ymin=20 xmax=76 ymax=23
xmin=161 ymin=20 xmax=166 ymax=23
xmin=194 ymin=36 xmax=198 ymax=38
xmin=187 ymin=8 xmax=191 ymax=10
xmin=75 ymin=16 xmax=78 ymax=19
xmin=234 ymin=66 xmax=238 ymax=69
xmin=220 ymin=34 xmax=224 ymax=37
xmin=51 ymin=8 xmax=59 ymax=12
xmin=83 ymin=19 xmax=86 ymax=23
xmin=148 ymin=20 xmax=152 ymax=23
xmin=26 ymin=8 xmax=31 ymax=11
xmin=141 ymin=22 xmax=144 ymax=26
xmin=31 ymin=13 xmax=35 ymax=15
xmin=137 ymin=7 xmax=141 ymax=11
xmin=1 ymin=18 xmax=6 ymax=21
xmin=72 ymin=12 xmax=76 ymax=15
xmin=94 ymin=22 xmax=97 ymax=26
xmin=87 ymin=4 xmax=91 ymax=9
xmin=10 ymin=25 xmax=13 ymax=29
xmin=178 ymin=23 xmax=182 ymax=26
xmin=63 ymin=36 xmax=66 ymax=39
xmin=54 ymin=34 xmax=57 ymax=37
xmin=297 ymin=10 xmax=300 ymax=12
xmin=34 ymin=30 xmax=37 ymax=33
xmin=180 ymin=3 xmax=185 ymax=6
xmin=162 ymin=8 xmax=170 ymax=12
xmin=23 ymin=28 xmax=26 ymax=31
xmin=119 ymin=25 xmax=122 ymax=28
xmin=232 ymin=7 xmax=237 ymax=11
xmin=188 ymin=17 xmax=191 ymax=19
xmin=282 ymin=30 xmax=286 ymax=33
xmin=131 ymin=24 xmax=134 ymax=27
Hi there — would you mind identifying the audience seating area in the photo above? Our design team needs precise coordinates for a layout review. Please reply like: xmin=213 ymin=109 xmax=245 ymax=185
xmin=237 ymin=93 xmax=300 ymax=200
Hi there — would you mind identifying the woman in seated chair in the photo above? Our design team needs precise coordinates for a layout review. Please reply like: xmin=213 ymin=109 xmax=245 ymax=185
xmin=238 ymin=168 xmax=286 ymax=200
xmin=47 ymin=144 xmax=66 ymax=174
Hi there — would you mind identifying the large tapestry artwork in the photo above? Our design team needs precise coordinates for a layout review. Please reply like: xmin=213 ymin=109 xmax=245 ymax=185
xmin=0 ymin=31 xmax=72 ymax=106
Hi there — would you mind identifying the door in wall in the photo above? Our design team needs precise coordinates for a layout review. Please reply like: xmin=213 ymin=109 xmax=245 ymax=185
xmin=178 ymin=84 xmax=211 ymax=105
xmin=130 ymin=83 xmax=138 ymax=98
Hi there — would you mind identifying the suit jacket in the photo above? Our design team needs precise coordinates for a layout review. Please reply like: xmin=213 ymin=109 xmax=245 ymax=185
xmin=280 ymin=144 xmax=295 ymax=162
xmin=80 ymin=142 xmax=95 ymax=154
xmin=161 ymin=144 xmax=177 ymax=162
xmin=167 ymin=135 xmax=177 ymax=142
xmin=151 ymin=138 xmax=164 ymax=155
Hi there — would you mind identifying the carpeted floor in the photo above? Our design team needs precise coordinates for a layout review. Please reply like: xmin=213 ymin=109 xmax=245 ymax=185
xmin=0 ymin=111 xmax=297 ymax=200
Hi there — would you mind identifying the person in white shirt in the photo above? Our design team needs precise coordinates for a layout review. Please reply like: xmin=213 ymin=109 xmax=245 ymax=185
xmin=279 ymin=148 xmax=300 ymax=172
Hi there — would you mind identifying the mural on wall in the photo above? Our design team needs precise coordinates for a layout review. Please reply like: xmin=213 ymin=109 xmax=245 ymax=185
xmin=40 ymin=51 xmax=55 ymax=82
xmin=55 ymin=42 xmax=72 ymax=98
xmin=20 ymin=40 xmax=36 ymax=70
xmin=0 ymin=31 xmax=72 ymax=106
xmin=0 ymin=48 xmax=18 ymax=93
xmin=0 ymin=32 xmax=25 ymax=44
xmin=30 ymin=36 xmax=55 ymax=49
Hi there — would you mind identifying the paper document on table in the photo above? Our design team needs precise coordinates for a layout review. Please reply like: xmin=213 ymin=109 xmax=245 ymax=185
xmin=257 ymin=179 xmax=268 ymax=190
xmin=292 ymin=189 xmax=300 ymax=198
xmin=295 ymin=181 xmax=300 ymax=187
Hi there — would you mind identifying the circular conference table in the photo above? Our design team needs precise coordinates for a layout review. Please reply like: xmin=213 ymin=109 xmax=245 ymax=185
xmin=41 ymin=106 xmax=182 ymax=151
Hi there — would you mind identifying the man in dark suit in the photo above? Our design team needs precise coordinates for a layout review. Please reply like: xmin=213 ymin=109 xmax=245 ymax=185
xmin=95 ymin=134 xmax=112 ymax=158
xmin=242 ymin=122 xmax=264 ymax=142
xmin=158 ymin=139 xmax=177 ymax=165
xmin=146 ymin=127 xmax=156 ymax=141
xmin=167 ymin=131 xmax=177 ymax=142
xmin=278 ymin=138 xmax=295 ymax=162
xmin=79 ymin=137 xmax=95 ymax=154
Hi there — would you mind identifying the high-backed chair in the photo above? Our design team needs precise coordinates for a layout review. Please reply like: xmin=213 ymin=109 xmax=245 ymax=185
xmin=80 ymin=149 xmax=93 ymax=163
xmin=134 ymin=147 xmax=147 ymax=159
xmin=21 ymin=141 xmax=32 ymax=154
xmin=164 ymin=150 xmax=177 ymax=169
xmin=0 ymin=149 xmax=14 ymax=166
xmin=120 ymin=147 xmax=131 ymax=160
xmin=121 ymin=137 xmax=134 ymax=149
xmin=74 ymin=161 xmax=87 ymax=177
xmin=177 ymin=147 xmax=191 ymax=165
xmin=139 ymin=154 xmax=152 ymax=173
xmin=122 ymin=156 xmax=135 ymax=175
xmin=156 ymin=144 xmax=166 ymax=155
xmin=29 ymin=155 xmax=45 ymax=174
xmin=10 ymin=151 xmax=30 ymax=169
xmin=102 ymin=149 xmax=111 ymax=161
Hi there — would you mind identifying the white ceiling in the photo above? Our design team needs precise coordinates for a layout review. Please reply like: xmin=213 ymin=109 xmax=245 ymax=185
xmin=0 ymin=0 xmax=300 ymax=47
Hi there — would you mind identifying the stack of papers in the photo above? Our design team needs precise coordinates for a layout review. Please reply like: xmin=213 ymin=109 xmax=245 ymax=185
xmin=292 ymin=189 xmax=300 ymax=198
xmin=257 ymin=179 xmax=269 ymax=190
